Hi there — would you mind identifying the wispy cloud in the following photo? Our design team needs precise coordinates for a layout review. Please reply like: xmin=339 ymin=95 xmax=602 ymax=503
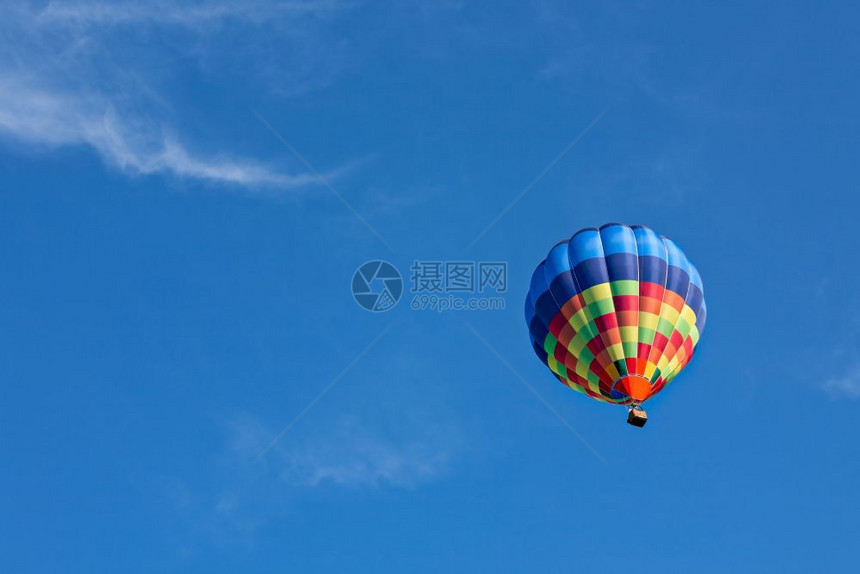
xmin=146 ymin=411 xmax=456 ymax=549
xmin=822 ymin=368 xmax=860 ymax=399
xmin=0 ymin=1 xmax=347 ymax=188
xmin=37 ymin=0 xmax=343 ymax=28
xmin=0 ymin=81 xmax=320 ymax=186
xmin=231 ymin=414 xmax=455 ymax=488
xmin=358 ymin=184 xmax=445 ymax=219
xmin=283 ymin=432 xmax=450 ymax=488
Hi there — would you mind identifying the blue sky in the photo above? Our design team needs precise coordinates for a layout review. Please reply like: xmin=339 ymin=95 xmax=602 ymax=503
xmin=1 ymin=1 xmax=859 ymax=572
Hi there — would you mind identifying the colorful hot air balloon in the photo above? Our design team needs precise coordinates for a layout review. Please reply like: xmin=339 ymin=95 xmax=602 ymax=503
xmin=524 ymin=224 xmax=706 ymax=426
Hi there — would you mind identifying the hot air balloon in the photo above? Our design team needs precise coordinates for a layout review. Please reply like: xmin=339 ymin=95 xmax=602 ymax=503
xmin=524 ymin=224 xmax=706 ymax=427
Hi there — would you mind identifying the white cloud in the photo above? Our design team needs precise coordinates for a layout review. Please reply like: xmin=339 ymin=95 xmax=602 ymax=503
xmin=358 ymin=184 xmax=445 ymax=219
xmin=230 ymin=415 xmax=454 ymax=488
xmin=36 ymin=0 xmax=343 ymax=28
xmin=0 ymin=1 xmax=346 ymax=188
xmin=822 ymin=368 xmax=860 ymax=399
xmin=280 ymin=431 xmax=450 ymax=488
xmin=0 ymin=81 xmax=320 ymax=186
xmin=146 ymin=405 xmax=460 ymax=548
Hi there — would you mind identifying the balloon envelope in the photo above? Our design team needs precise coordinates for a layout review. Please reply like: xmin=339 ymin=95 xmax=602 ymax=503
xmin=525 ymin=224 xmax=706 ymax=406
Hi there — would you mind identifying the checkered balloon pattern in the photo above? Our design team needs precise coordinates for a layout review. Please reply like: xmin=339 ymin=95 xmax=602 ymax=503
xmin=525 ymin=224 xmax=707 ymax=406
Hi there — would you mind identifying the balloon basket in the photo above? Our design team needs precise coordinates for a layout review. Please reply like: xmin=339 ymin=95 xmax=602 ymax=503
xmin=627 ymin=407 xmax=647 ymax=427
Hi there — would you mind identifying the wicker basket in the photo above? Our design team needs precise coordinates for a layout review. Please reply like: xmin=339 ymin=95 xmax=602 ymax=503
xmin=627 ymin=408 xmax=648 ymax=427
